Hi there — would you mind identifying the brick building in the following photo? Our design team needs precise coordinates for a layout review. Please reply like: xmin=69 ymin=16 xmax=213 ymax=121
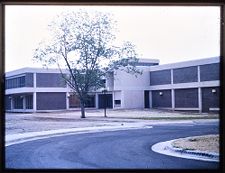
xmin=5 ymin=57 xmax=220 ymax=113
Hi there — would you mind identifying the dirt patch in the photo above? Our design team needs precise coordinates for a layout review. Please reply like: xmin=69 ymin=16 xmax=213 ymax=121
xmin=5 ymin=110 xmax=219 ymax=135
xmin=172 ymin=134 xmax=219 ymax=153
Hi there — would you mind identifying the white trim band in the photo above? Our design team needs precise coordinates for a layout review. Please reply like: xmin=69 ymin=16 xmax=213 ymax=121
xmin=149 ymin=81 xmax=220 ymax=90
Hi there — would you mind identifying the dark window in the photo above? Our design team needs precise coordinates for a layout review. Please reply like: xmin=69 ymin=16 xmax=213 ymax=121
xmin=200 ymin=63 xmax=220 ymax=81
xmin=19 ymin=76 xmax=25 ymax=87
xmin=173 ymin=66 xmax=198 ymax=84
xmin=6 ymin=76 xmax=26 ymax=89
xmin=36 ymin=92 xmax=66 ymax=110
xmin=25 ymin=73 xmax=34 ymax=87
xmin=114 ymin=100 xmax=121 ymax=105
xmin=36 ymin=73 xmax=66 ymax=88
xmin=175 ymin=88 xmax=198 ymax=108
xmin=13 ymin=96 xmax=23 ymax=109
xmin=98 ymin=94 xmax=113 ymax=108
xmin=25 ymin=95 xmax=33 ymax=109
xmin=152 ymin=90 xmax=172 ymax=108
xmin=144 ymin=91 xmax=150 ymax=108
xmin=136 ymin=62 xmax=159 ymax=66
xmin=150 ymin=70 xmax=171 ymax=85
xmin=5 ymin=96 xmax=12 ymax=110
xmin=101 ymin=79 xmax=106 ymax=84
xmin=85 ymin=95 xmax=96 ymax=108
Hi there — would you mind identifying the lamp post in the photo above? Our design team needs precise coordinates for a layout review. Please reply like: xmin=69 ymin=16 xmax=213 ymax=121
xmin=102 ymin=88 xmax=108 ymax=117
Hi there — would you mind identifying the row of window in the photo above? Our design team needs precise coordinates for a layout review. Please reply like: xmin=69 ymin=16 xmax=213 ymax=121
xmin=6 ymin=76 xmax=25 ymax=89
xmin=9 ymin=95 xmax=33 ymax=109
xmin=6 ymin=73 xmax=67 ymax=89
xmin=150 ymin=63 xmax=219 ymax=86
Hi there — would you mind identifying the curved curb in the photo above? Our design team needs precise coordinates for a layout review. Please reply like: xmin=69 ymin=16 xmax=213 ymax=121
xmin=151 ymin=139 xmax=219 ymax=162
xmin=168 ymin=142 xmax=219 ymax=159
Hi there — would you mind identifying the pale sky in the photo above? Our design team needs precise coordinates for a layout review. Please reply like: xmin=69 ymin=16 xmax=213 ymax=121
xmin=5 ymin=5 xmax=220 ymax=72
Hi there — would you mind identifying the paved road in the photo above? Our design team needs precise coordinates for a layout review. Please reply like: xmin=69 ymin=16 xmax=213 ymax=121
xmin=6 ymin=121 xmax=219 ymax=169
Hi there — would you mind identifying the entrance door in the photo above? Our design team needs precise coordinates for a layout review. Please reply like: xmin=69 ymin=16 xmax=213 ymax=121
xmin=98 ymin=94 xmax=113 ymax=108
xmin=144 ymin=90 xmax=150 ymax=108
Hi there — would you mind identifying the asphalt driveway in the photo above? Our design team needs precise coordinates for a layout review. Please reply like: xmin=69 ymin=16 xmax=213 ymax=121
xmin=5 ymin=121 xmax=219 ymax=169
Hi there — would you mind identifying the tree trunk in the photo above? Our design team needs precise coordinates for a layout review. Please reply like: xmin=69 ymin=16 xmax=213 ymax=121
xmin=80 ymin=101 xmax=86 ymax=118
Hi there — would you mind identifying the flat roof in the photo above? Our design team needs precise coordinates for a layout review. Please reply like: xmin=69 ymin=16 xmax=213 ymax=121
xmin=138 ymin=58 xmax=159 ymax=64
xmin=149 ymin=57 xmax=220 ymax=71
xmin=5 ymin=57 xmax=219 ymax=77
xmin=5 ymin=67 xmax=69 ymax=77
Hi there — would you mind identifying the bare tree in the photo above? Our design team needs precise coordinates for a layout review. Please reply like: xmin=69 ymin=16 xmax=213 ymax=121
xmin=34 ymin=10 xmax=142 ymax=118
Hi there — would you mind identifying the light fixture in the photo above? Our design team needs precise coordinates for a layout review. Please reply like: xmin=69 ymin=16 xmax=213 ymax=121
xmin=159 ymin=92 xmax=163 ymax=96
xmin=212 ymin=89 xmax=216 ymax=93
